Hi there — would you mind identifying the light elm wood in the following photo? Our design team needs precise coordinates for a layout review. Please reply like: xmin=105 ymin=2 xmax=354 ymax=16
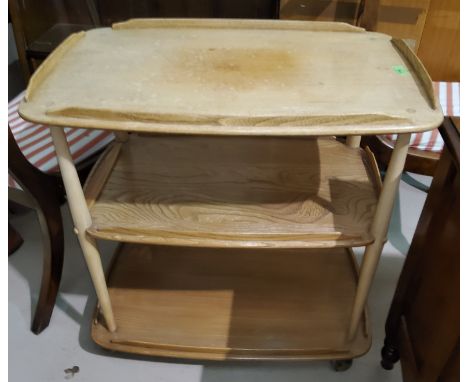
xmin=346 ymin=136 xmax=361 ymax=148
xmin=92 ymin=243 xmax=371 ymax=360
xmin=50 ymin=127 xmax=117 ymax=332
xmin=24 ymin=31 xmax=85 ymax=102
xmin=365 ymin=146 xmax=383 ymax=191
xmin=348 ymin=133 xmax=411 ymax=340
xmin=22 ymin=18 xmax=439 ymax=363
xmin=86 ymin=135 xmax=381 ymax=248
xmin=83 ymin=141 xmax=122 ymax=209
xmin=391 ymin=38 xmax=437 ymax=109
xmin=113 ymin=18 xmax=365 ymax=32
xmin=18 ymin=19 xmax=443 ymax=136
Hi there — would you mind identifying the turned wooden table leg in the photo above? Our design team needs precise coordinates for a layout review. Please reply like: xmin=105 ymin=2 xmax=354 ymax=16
xmin=346 ymin=135 xmax=362 ymax=148
xmin=50 ymin=127 xmax=117 ymax=332
xmin=348 ymin=133 xmax=411 ymax=340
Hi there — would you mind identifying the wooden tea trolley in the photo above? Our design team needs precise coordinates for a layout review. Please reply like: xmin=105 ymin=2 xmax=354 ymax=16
xmin=19 ymin=19 xmax=443 ymax=369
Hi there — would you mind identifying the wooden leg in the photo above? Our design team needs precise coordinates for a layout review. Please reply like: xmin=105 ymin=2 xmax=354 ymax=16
xmin=8 ymin=223 xmax=24 ymax=255
xmin=31 ymin=202 xmax=64 ymax=334
xmin=50 ymin=127 xmax=117 ymax=332
xmin=381 ymin=337 xmax=400 ymax=370
xmin=9 ymin=187 xmax=64 ymax=334
xmin=346 ymin=135 xmax=362 ymax=148
xmin=348 ymin=133 xmax=411 ymax=340
xmin=9 ymin=126 xmax=65 ymax=333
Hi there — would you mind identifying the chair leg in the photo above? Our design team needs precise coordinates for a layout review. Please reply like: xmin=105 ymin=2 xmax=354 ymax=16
xmin=31 ymin=203 xmax=64 ymax=334
xmin=9 ymin=126 xmax=65 ymax=333
xmin=8 ymin=223 xmax=24 ymax=255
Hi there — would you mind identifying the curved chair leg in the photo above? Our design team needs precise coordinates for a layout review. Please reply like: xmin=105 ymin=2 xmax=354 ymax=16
xmin=31 ymin=201 xmax=64 ymax=334
xmin=381 ymin=337 xmax=400 ymax=370
xmin=8 ymin=223 xmax=24 ymax=255
xmin=9 ymin=126 xmax=64 ymax=334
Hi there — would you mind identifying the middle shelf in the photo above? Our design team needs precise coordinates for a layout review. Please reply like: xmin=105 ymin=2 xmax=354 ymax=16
xmin=84 ymin=134 xmax=381 ymax=248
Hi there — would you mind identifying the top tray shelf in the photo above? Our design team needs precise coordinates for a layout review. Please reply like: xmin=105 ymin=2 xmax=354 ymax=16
xmin=19 ymin=19 xmax=443 ymax=136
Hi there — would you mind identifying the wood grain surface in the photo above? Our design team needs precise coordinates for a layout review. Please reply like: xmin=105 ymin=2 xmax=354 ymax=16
xmin=85 ymin=134 xmax=380 ymax=248
xmin=391 ymin=38 xmax=437 ymax=109
xmin=92 ymin=243 xmax=371 ymax=360
xmin=19 ymin=18 xmax=443 ymax=135
xmin=83 ymin=141 xmax=122 ymax=209
xmin=416 ymin=0 xmax=460 ymax=82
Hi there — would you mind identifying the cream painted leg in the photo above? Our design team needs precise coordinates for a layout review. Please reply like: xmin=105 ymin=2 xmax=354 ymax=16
xmin=348 ymin=133 xmax=411 ymax=340
xmin=50 ymin=127 xmax=117 ymax=332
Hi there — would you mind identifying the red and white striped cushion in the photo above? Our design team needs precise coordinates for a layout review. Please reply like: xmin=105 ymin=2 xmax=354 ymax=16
xmin=382 ymin=82 xmax=459 ymax=153
xmin=8 ymin=91 xmax=115 ymax=189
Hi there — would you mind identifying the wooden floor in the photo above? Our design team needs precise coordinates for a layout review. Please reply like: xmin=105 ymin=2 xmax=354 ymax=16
xmin=86 ymin=135 xmax=380 ymax=248
xmin=92 ymin=244 xmax=371 ymax=360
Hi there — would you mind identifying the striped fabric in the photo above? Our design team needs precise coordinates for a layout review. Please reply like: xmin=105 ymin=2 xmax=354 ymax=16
xmin=383 ymin=82 xmax=460 ymax=153
xmin=8 ymin=90 xmax=114 ymax=189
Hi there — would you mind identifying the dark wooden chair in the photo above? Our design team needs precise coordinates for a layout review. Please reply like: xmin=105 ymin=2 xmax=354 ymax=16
xmin=8 ymin=0 xmax=99 ymax=81
xmin=380 ymin=117 xmax=459 ymax=379
xmin=9 ymin=126 xmax=64 ymax=334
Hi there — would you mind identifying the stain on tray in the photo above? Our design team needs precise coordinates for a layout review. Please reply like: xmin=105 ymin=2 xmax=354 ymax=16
xmin=170 ymin=47 xmax=298 ymax=90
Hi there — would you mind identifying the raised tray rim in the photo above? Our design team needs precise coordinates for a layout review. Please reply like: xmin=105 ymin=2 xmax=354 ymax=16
xmin=19 ymin=19 xmax=443 ymax=136
xmin=91 ymin=244 xmax=372 ymax=361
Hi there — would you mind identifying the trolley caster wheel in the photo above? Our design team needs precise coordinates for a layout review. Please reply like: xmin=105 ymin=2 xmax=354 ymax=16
xmin=331 ymin=359 xmax=353 ymax=372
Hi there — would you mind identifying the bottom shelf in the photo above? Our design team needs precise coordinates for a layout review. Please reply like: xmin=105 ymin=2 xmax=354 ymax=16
xmin=92 ymin=244 xmax=371 ymax=360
